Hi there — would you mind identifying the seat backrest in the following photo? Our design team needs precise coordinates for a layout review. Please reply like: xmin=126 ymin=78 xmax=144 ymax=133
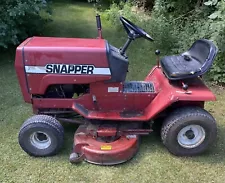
xmin=185 ymin=39 xmax=218 ymax=74
xmin=188 ymin=40 xmax=211 ymax=64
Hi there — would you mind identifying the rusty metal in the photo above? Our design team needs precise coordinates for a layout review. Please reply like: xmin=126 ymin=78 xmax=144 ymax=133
xmin=97 ymin=127 xmax=117 ymax=137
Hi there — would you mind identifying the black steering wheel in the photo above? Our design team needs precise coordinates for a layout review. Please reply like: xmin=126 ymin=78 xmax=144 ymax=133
xmin=120 ymin=16 xmax=154 ymax=41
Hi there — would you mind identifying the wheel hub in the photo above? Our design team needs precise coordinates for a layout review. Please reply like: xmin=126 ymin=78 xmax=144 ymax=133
xmin=37 ymin=132 xmax=48 ymax=141
xmin=185 ymin=129 xmax=195 ymax=139
xmin=177 ymin=125 xmax=206 ymax=149
xmin=30 ymin=131 xmax=51 ymax=149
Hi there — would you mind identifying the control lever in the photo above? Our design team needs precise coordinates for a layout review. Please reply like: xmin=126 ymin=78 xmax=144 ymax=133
xmin=96 ymin=14 xmax=103 ymax=39
xmin=155 ymin=50 xmax=160 ymax=67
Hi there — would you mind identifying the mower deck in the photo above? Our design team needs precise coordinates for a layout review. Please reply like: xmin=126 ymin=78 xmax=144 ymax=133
xmin=70 ymin=123 xmax=141 ymax=165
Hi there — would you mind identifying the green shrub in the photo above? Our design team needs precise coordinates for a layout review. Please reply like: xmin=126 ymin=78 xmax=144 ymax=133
xmin=135 ymin=0 xmax=154 ymax=10
xmin=102 ymin=2 xmax=177 ymax=54
xmin=87 ymin=0 xmax=121 ymax=9
xmin=153 ymin=0 xmax=225 ymax=83
xmin=102 ymin=0 xmax=225 ymax=83
xmin=103 ymin=3 xmax=139 ymax=27
xmin=205 ymin=1 xmax=225 ymax=83
xmin=0 ymin=0 xmax=50 ymax=48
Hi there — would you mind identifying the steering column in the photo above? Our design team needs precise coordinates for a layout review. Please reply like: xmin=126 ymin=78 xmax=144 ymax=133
xmin=119 ymin=16 xmax=154 ymax=56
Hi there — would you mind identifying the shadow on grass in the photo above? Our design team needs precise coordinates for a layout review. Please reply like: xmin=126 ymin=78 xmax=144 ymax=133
xmin=185 ymin=124 xmax=225 ymax=165
xmin=0 ymin=47 xmax=16 ymax=66
xmin=42 ymin=1 xmax=98 ymax=38
xmin=59 ymin=123 xmax=79 ymax=155
xmin=58 ymin=123 xmax=166 ymax=167
xmin=58 ymin=122 xmax=225 ymax=167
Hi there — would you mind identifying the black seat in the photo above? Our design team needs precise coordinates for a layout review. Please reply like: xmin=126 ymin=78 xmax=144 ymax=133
xmin=160 ymin=39 xmax=218 ymax=80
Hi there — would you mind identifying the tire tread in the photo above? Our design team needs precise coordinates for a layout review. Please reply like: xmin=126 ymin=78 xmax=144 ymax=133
xmin=19 ymin=115 xmax=64 ymax=157
xmin=161 ymin=106 xmax=217 ymax=156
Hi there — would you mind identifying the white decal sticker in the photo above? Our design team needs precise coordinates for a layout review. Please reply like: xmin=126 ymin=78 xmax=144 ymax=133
xmin=176 ymin=90 xmax=192 ymax=94
xmin=108 ymin=87 xmax=119 ymax=93
xmin=25 ymin=64 xmax=111 ymax=75
xmin=126 ymin=135 xmax=137 ymax=139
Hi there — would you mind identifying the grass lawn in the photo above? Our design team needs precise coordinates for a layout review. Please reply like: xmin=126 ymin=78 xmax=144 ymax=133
xmin=1 ymin=0 xmax=225 ymax=182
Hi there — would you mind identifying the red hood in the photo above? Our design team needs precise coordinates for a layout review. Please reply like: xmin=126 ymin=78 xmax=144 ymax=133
xmin=21 ymin=36 xmax=109 ymax=67
xmin=24 ymin=36 xmax=106 ymax=48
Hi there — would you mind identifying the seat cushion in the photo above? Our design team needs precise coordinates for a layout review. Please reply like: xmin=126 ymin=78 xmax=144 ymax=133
xmin=160 ymin=55 xmax=202 ymax=80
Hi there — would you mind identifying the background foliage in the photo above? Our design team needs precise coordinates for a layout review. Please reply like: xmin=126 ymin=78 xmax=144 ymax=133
xmin=1 ymin=1 xmax=225 ymax=182
xmin=102 ymin=0 xmax=225 ymax=83
xmin=1 ymin=0 xmax=224 ymax=83
xmin=0 ymin=0 xmax=50 ymax=48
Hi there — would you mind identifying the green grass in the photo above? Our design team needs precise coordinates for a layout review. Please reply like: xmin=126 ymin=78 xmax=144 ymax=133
xmin=42 ymin=0 xmax=155 ymax=81
xmin=1 ymin=1 xmax=225 ymax=182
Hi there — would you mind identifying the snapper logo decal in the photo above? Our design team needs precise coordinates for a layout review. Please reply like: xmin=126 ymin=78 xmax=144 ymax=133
xmin=25 ymin=64 xmax=111 ymax=75
xmin=46 ymin=64 xmax=95 ymax=74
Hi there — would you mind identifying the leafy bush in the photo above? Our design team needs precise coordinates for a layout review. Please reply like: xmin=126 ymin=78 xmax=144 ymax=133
xmin=0 ymin=0 xmax=50 ymax=48
xmin=151 ymin=0 xmax=225 ymax=83
xmin=102 ymin=0 xmax=225 ymax=83
xmin=103 ymin=2 xmax=177 ymax=54
xmin=87 ymin=0 xmax=121 ymax=8
xmin=135 ymin=0 xmax=154 ymax=10
xmin=205 ymin=0 xmax=225 ymax=83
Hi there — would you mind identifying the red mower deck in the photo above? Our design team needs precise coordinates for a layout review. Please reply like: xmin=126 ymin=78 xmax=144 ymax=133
xmin=70 ymin=125 xmax=139 ymax=165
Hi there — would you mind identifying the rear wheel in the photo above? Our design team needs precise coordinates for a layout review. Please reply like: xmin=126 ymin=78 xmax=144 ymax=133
xmin=18 ymin=115 xmax=64 ymax=157
xmin=152 ymin=117 xmax=164 ymax=135
xmin=161 ymin=107 xmax=217 ymax=156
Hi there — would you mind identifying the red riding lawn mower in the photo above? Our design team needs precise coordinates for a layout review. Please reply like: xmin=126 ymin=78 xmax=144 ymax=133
xmin=15 ymin=15 xmax=218 ymax=165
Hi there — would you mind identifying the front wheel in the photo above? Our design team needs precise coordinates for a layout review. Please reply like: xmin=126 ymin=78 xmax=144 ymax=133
xmin=161 ymin=107 xmax=217 ymax=156
xmin=18 ymin=115 xmax=64 ymax=157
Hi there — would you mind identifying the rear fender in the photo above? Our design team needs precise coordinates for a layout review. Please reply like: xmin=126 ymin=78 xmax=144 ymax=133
xmin=144 ymin=67 xmax=216 ymax=120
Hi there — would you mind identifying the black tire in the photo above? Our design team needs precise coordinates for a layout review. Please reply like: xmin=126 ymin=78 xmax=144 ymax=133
xmin=18 ymin=115 xmax=64 ymax=157
xmin=161 ymin=106 xmax=217 ymax=156
xmin=152 ymin=117 xmax=164 ymax=135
